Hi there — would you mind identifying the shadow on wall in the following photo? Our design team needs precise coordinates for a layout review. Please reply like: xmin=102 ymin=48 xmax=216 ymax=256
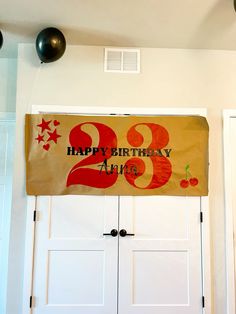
xmin=6 ymin=59 xmax=17 ymax=112
xmin=0 ymin=21 xmax=136 ymax=59
xmin=190 ymin=0 xmax=236 ymax=49
xmin=0 ymin=58 xmax=17 ymax=112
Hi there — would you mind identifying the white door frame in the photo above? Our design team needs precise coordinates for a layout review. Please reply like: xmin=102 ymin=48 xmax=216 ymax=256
xmin=0 ymin=112 xmax=15 ymax=314
xmin=23 ymin=105 xmax=211 ymax=314
xmin=223 ymin=110 xmax=236 ymax=314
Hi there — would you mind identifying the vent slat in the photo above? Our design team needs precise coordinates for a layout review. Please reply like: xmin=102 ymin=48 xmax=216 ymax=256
xmin=104 ymin=48 xmax=140 ymax=73
xmin=106 ymin=51 xmax=122 ymax=71
xmin=123 ymin=51 xmax=138 ymax=72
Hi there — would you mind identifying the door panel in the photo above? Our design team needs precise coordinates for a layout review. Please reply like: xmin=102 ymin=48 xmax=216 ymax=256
xmin=119 ymin=196 xmax=203 ymax=314
xmin=49 ymin=196 xmax=109 ymax=239
xmin=47 ymin=250 xmax=104 ymax=304
xmin=32 ymin=195 xmax=118 ymax=314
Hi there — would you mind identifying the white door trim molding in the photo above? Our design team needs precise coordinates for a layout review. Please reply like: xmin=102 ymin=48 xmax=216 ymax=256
xmin=23 ymin=105 xmax=211 ymax=314
xmin=31 ymin=105 xmax=207 ymax=116
xmin=223 ymin=110 xmax=236 ymax=314
xmin=0 ymin=112 xmax=15 ymax=314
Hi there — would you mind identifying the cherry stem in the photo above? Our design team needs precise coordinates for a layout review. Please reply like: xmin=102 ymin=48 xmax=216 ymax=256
xmin=185 ymin=164 xmax=192 ymax=180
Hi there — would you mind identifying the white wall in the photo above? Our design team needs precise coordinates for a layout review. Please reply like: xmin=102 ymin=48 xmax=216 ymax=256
xmin=10 ymin=43 xmax=236 ymax=314
xmin=0 ymin=58 xmax=17 ymax=113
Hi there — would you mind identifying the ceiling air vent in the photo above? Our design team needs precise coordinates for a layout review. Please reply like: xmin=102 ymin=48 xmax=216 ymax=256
xmin=104 ymin=48 xmax=140 ymax=73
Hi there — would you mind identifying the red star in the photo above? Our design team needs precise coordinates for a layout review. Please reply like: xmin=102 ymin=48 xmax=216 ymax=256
xmin=37 ymin=119 xmax=52 ymax=132
xmin=47 ymin=129 xmax=61 ymax=144
xmin=35 ymin=134 xmax=44 ymax=144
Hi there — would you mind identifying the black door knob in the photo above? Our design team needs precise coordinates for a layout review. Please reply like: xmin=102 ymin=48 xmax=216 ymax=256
xmin=119 ymin=229 xmax=135 ymax=237
xmin=103 ymin=229 xmax=118 ymax=237
xmin=119 ymin=229 xmax=127 ymax=237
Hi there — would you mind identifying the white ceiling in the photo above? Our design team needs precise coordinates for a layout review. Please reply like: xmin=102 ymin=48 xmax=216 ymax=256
xmin=1 ymin=0 xmax=236 ymax=58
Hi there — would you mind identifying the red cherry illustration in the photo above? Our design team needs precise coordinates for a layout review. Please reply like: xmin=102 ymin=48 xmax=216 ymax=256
xmin=189 ymin=177 xmax=198 ymax=186
xmin=180 ymin=179 xmax=189 ymax=188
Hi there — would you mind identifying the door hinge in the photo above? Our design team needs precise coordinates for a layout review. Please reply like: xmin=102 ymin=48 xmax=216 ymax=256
xmin=33 ymin=210 xmax=37 ymax=222
xmin=202 ymin=296 xmax=205 ymax=308
xmin=29 ymin=295 xmax=35 ymax=308
xmin=29 ymin=295 xmax=33 ymax=308
xmin=200 ymin=212 xmax=203 ymax=223
xmin=33 ymin=210 xmax=40 ymax=222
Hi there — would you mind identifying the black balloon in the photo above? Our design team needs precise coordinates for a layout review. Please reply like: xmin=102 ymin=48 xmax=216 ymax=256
xmin=36 ymin=27 xmax=66 ymax=63
xmin=0 ymin=31 xmax=3 ymax=50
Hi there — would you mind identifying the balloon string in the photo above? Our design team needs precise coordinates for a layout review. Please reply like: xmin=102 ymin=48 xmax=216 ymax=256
xmin=26 ymin=63 xmax=43 ymax=113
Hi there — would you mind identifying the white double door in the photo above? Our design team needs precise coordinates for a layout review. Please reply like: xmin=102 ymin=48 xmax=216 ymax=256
xmin=32 ymin=195 xmax=203 ymax=314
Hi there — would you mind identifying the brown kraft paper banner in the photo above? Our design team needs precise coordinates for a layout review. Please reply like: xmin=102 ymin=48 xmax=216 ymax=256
xmin=25 ymin=114 xmax=209 ymax=196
